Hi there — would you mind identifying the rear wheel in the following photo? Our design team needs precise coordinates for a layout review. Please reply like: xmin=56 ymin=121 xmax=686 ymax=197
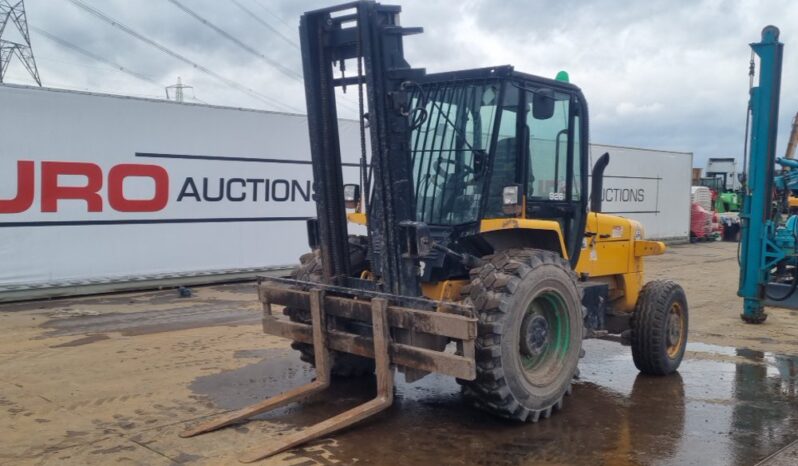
xmin=283 ymin=237 xmax=375 ymax=377
xmin=460 ymin=249 xmax=584 ymax=421
xmin=631 ymin=280 xmax=688 ymax=375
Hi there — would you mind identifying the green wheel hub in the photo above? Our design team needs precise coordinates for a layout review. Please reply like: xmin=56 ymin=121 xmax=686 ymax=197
xmin=519 ymin=291 xmax=571 ymax=385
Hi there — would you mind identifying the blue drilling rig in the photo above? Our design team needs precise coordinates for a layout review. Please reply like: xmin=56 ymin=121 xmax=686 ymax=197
xmin=737 ymin=26 xmax=798 ymax=323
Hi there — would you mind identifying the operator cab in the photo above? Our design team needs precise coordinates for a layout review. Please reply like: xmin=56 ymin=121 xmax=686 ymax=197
xmin=407 ymin=66 xmax=589 ymax=265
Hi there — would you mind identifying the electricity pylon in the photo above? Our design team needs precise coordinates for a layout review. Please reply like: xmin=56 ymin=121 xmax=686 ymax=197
xmin=1 ymin=0 xmax=41 ymax=86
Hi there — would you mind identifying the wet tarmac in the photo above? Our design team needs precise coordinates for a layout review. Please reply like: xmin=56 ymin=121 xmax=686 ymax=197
xmin=34 ymin=283 xmax=261 ymax=337
xmin=39 ymin=304 xmax=259 ymax=337
xmin=188 ymin=340 xmax=798 ymax=466
xmin=4 ymin=261 xmax=798 ymax=465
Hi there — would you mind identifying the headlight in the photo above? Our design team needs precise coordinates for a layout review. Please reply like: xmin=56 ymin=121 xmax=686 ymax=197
xmin=502 ymin=184 xmax=522 ymax=214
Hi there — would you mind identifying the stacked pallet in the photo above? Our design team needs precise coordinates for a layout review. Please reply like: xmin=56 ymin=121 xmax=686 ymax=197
xmin=690 ymin=186 xmax=713 ymax=211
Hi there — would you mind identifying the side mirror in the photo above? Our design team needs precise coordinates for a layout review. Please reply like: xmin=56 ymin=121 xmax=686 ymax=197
xmin=532 ymin=88 xmax=556 ymax=120
xmin=590 ymin=153 xmax=611 ymax=213
xmin=343 ymin=184 xmax=361 ymax=209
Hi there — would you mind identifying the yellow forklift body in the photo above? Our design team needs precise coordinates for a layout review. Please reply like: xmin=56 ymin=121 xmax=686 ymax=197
xmin=350 ymin=212 xmax=665 ymax=313
xmin=575 ymin=213 xmax=665 ymax=312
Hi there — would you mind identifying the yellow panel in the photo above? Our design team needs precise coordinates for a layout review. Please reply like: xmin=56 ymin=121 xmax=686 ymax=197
xmin=479 ymin=218 xmax=568 ymax=259
xmin=577 ymin=241 xmax=635 ymax=276
xmin=421 ymin=280 xmax=467 ymax=301
xmin=616 ymin=272 xmax=642 ymax=312
xmin=634 ymin=240 xmax=666 ymax=257
xmin=575 ymin=212 xmax=664 ymax=313
xmin=576 ymin=213 xmax=649 ymax=276
xmin=347 ymin=212 xmax=367 ymax=225
xmin=583 ymin=212 xmax=640 ymax=242
xmin=790 ymin=195 xmax=798 ymax=208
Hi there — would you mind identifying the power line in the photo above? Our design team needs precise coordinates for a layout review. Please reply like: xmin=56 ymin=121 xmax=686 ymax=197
xmin=230 ymin=0 xmax=298 ymax=50
xmin=38 ymin=56 xmax=126 ymax=72
xmin=65 ymin=0 xmax=300 ymax=113
xmin=30 ymin=25 xmax=161 ymax=88
xmin=250 ymin=0 xmax=293 ymax=31
xmin=228 ymin=1 xmax=363 ymax=114
xmin=166 ymin=0 xmax=301 ymax=82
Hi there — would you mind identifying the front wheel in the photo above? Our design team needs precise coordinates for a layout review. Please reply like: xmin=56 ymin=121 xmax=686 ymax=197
xmin=460 ymin=249 xmax=584 ymax=422
xmin=631 ymin=280 xmax=688 ymax=375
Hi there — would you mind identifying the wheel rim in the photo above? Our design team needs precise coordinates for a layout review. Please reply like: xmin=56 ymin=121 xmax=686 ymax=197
xmin=519 ymin=290 xmax=571 ymax=386
xmin=666 ymin=302 xmax=686 ymax=359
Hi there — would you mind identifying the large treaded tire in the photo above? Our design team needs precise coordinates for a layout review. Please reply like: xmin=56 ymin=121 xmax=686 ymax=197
xmin=631 ymin=280 xmax=688 ymax=375
xmin=283 ymin=238 xmax=375 ymax=377
xmin=460 ymin=248 xmax=584 ymax=422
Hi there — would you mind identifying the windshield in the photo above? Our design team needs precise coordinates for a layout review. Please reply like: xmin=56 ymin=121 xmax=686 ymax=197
xmin=410 ymin=81 xmax=499 ymax=225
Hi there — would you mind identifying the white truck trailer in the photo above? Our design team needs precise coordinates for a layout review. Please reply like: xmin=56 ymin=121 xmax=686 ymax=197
xmin=706 ymin=157 xmax=741 ymax=191
xmin=590 ymin=144 xmax=692 ymax=243
xmin=0 ymin=84 xmax=692 ymax=300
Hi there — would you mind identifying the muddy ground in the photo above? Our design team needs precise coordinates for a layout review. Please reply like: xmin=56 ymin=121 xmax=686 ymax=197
xmin=1 ymin=242 xmax=798 ymax=465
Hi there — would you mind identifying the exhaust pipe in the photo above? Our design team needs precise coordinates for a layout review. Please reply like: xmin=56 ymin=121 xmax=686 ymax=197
xmin=590 ymin=152 xmax=611 ymax=213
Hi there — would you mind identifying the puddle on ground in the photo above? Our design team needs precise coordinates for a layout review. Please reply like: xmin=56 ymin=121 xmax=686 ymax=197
xmin=49 ymin=334 xmax=110 ymax=348
xmin=688 ymin=342 xmax=798 ymax=381
xmin=190 ymin=348 xmax=315 ymax=414
xmin=2 ymin=282 xmax=257 ymax=313
xmin=188 ymin=340 xmax=798 ymax=466
xmin=38 ymin=305 xmax=259 ymax=337
xmin=687 ymin=341 xmax=741 ymax=357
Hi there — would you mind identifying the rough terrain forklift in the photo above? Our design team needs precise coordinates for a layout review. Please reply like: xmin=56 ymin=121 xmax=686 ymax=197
xmin=181 ymin=1 xmax=689 ymax=461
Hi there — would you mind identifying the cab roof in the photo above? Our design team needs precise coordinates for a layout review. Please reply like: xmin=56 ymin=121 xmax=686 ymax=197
xmin=418 ymin=65 xmax=583 ymax=94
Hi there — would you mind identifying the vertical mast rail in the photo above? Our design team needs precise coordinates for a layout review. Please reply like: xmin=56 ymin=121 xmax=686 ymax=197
xmin=738 ymin=26 xmax=784 ymax=323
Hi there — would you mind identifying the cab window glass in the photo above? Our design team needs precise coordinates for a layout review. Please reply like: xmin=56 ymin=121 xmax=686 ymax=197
xmin=484 ymin=84 xmax=520 ymax=217
xmin=527 ymin=91 xmax=571 ymax=201
xmin=410 ymin=82 xmax=499 ymax=225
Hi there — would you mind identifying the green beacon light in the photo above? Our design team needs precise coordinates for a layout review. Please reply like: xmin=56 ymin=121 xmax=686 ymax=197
xmin=555 ymin=70 xmax=570 ymax=82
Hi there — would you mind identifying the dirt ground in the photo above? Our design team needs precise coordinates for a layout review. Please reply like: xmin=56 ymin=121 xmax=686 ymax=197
xmin=1 ymin=241 xmax=798 ymax=465
xmin=647 ymin=241 xmax=798 ymax=355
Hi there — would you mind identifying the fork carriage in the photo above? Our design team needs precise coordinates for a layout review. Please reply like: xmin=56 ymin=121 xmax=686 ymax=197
xmin=180 ymin=276 xmax=478 ymax=463
xmin=259 ymin=276 xmax=478 ymax=381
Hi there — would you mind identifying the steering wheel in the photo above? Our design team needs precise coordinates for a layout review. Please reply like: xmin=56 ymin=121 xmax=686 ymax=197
xmin=433 ymin=158 xmax=474 ymax=186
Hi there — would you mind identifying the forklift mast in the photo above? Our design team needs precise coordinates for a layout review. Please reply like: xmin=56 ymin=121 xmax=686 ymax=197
xmin=299 ymin=1 xmax=425 ymax=296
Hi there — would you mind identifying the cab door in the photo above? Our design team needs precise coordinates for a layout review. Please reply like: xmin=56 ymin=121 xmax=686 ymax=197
xmin=523 ymin=85 xmax=588 ymax=265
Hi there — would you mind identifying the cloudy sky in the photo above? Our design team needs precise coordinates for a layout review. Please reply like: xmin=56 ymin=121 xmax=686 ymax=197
xmin=3 ymin=0 xmax=798 ymax=167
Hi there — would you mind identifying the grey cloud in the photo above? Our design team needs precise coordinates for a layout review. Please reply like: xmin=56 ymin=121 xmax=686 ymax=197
xmin=3 ymin=0 xmax=797 ymax=167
